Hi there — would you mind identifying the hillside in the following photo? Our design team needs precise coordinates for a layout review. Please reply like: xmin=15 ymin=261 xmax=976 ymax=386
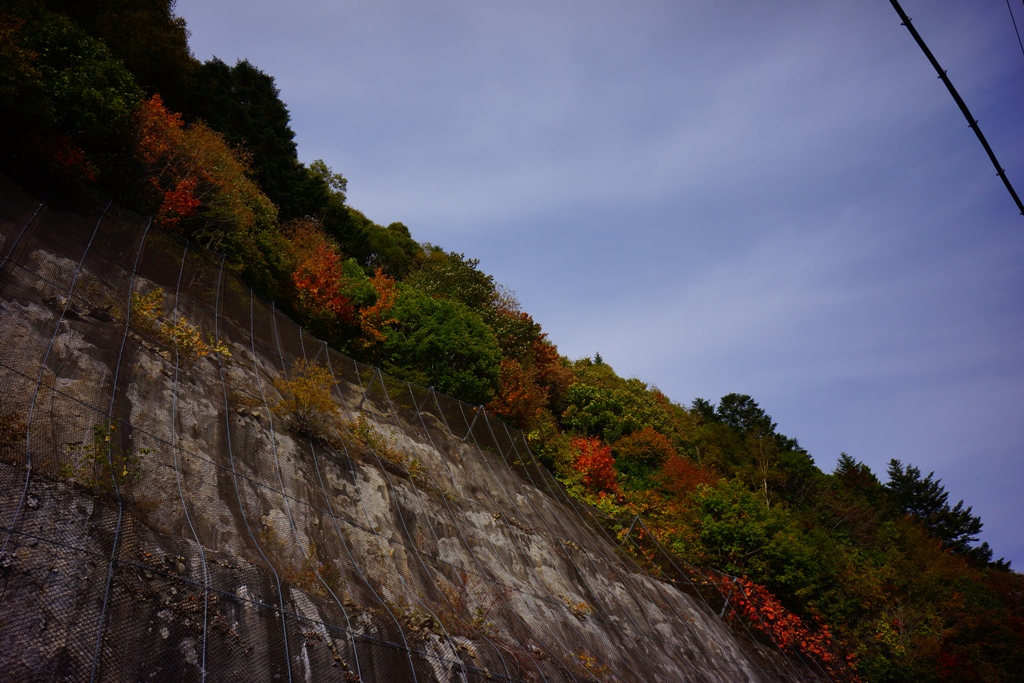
xmin=0 ymin=175 xmax=827 ymax=681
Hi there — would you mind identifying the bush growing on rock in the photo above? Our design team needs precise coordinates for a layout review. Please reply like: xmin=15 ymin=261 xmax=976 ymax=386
xmin=272 ymin=360 xmax=339 ymax=440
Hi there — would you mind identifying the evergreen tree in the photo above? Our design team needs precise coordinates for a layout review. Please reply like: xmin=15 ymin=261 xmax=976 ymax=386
xmin=885 ymin=459 xmax=1003 ymax=566
xmin=186 ymin=57 xmax=329 ymax=221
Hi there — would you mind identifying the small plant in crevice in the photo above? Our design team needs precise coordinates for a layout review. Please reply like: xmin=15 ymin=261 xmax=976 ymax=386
xmin=574 ymin=650 xmax=610 ymax=680
xmin=60 ymin=421 xmax=149 ymax=494
xmin=349 ymin=414 xmax=401 ymax=465
xmin=347 ymin=413 xmax=432 ymax=485
xmin=436 ymin=570 xmax=515 ymax=641
xmin=0 ymin=411 xmax=27 ymax=457
xmin=272 ymin=359 xmax=340 ymax=440
xmin=560 ymin=595 xmax=593 ymax=620
xmin=130 ymin=287 xmax=231 ymax=365
xmin=259 ymin=525 xmax=339 ymax=597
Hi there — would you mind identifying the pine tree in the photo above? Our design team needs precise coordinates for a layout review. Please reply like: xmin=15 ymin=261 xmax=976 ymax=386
xmin=885 ymin=459 xmax=1004 ymax=566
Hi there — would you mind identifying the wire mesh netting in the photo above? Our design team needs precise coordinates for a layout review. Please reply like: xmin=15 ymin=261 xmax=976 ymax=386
xmin=0 ymin=174 xmax=835 ymax=682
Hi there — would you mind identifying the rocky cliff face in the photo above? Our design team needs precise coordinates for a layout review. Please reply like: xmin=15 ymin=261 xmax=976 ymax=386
xmin=0 ymin=176 xmax=824 ymax=682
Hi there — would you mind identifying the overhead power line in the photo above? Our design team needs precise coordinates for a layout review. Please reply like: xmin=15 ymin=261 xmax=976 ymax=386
xmin=889 ymin=0 xmax=1024 ymax=216
xmin=1009 ymin=0 xmax=1024 ymax=61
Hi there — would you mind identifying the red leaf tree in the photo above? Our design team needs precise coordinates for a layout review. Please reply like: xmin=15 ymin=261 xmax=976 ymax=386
xmin=288 ymin=218 xmax=354 ymax=325
xmin=570 ymin=436 xmax=620 ymax=497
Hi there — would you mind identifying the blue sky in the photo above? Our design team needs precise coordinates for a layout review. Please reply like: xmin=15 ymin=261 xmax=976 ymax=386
xmin=176 ymin=0 xmax=1024 ymax=566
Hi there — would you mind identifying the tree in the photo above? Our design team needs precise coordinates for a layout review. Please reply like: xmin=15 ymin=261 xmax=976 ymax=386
xmin=657 ymin=455 xmax=717 ymax=498
xmin=309 ymin=158 xmax=346 ymax=201
xmin=487 ymin=358 xmax=549 ymax=431
xmin=691 ymin=397 xmax=717 ymax=423
xmin=561 ymin=378 xmax=672 ymax=444
xmin=42 ymin=0 xmax=196 ymax=110
xmin=885 ymin=459 xmax=999 ymax=566
xmin=357 ymin=267 xmax=399 ymax=349
xmin=613 ymin=426 xmax=675 ymax=484
xmin=287 ymin=218 xmax=355 ymax=330
xmin=716 ymin=393 xmax=776 ymax=435
xmin=321 ymin=205 xmax=422 ymax=278
xmin=134 ymin=93 xmax=286 ymax=297
xmin=407 ymin=249 xmax=496 ymax=310
xmin=569 ymin=436 xmax=620 ymax=498
xmin=0 ymin=7 xmax=142 ymax=181
xmin=376 ymin=285 xmax=501 ymax=405
xmin=367 ymin=221 xmax=421 ymax=279
xmin=186 ymin=57 xmax=326 ymax=221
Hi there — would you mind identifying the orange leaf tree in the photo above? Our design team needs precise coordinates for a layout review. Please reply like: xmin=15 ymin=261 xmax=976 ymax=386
xmin=570 ymin=436 xmax=620 ymax=498
xmin=134 ymin=94 xmax=285 ymax=296
xmin=487 ymin=358 xmax=549 ymax=432
xmin=358 ymin=267 xmax=399 ymax=348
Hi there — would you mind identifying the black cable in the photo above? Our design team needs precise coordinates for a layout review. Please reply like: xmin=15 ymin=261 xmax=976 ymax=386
xmin=1011 ymin=0 xmax=1024 ymax=61
xmin=890 ymin=0 xmax=1024 ymax=216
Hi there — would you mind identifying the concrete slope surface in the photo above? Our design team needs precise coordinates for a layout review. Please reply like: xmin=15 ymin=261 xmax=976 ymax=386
xmin=0 ymin=174 xmax=827 ymax=682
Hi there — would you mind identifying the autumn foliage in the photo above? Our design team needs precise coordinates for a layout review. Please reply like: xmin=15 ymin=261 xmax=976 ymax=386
xmin=570 ymin=436 xmax=620 ymax=497
xmin=358 ymin=267 xmax=399 ymax=347
xmin=134 ymin=94 xmax=279 ymax=261
xmin=134 ymin=94 xmax=206 ymax=228
xmin=713 ymin=573 xmax=858 ymax=681
xmin=487 ymin=358 xmax=549 ymax=430
xmin=273 ymin=359 xmax=340 ymax=440
xmin=614 ymin=426 xmax=675 ymax=468
xmin=288 ymin=218 xmax=355 ymax=324
xmin=658 ymin=454 xmax=718 ymax=497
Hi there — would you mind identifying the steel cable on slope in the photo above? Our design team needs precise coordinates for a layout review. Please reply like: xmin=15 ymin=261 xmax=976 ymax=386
xmin=255 ymin=302 xmax=368 ymax=679
xmin=424 ymin=395 xmax=588 ymax=682
xmin=2 ymin=200 xmax=109 ymax=560
xmin=341 ymin=362 xmax=477 ymax=682
xmin=0 ymin=184 xmax=50 ymax=268
xmin=317 ymin=346 xmax=447 ymax=683
xmin=306 ymin=342 xmax=432 ymax=682
xmin=458 ymin=408 xmax=637 ymax=682
xmin=291 ymin=329 xmax=368 ymax=680
xmin=401 ymin=382 xmax=565 ymax=683
xmin=169 ymin=244 xmax=213 ymax=682
xmin=362 ymin=368 xmax=573 ymax=683
xmin=355 ymin=367 xmax=527 ymax=682
xmin=89 ymin=213 xmax=151 ymax=683
xmin=478 ymin=413 xmax=697 ymax=681
xmin=409 ymin=388 xmax=581 ymax=683
xmin=890 ymin=0 xmax=1024 ymax=216
xmin=212 ymin=287 xmax=294 ymax=683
